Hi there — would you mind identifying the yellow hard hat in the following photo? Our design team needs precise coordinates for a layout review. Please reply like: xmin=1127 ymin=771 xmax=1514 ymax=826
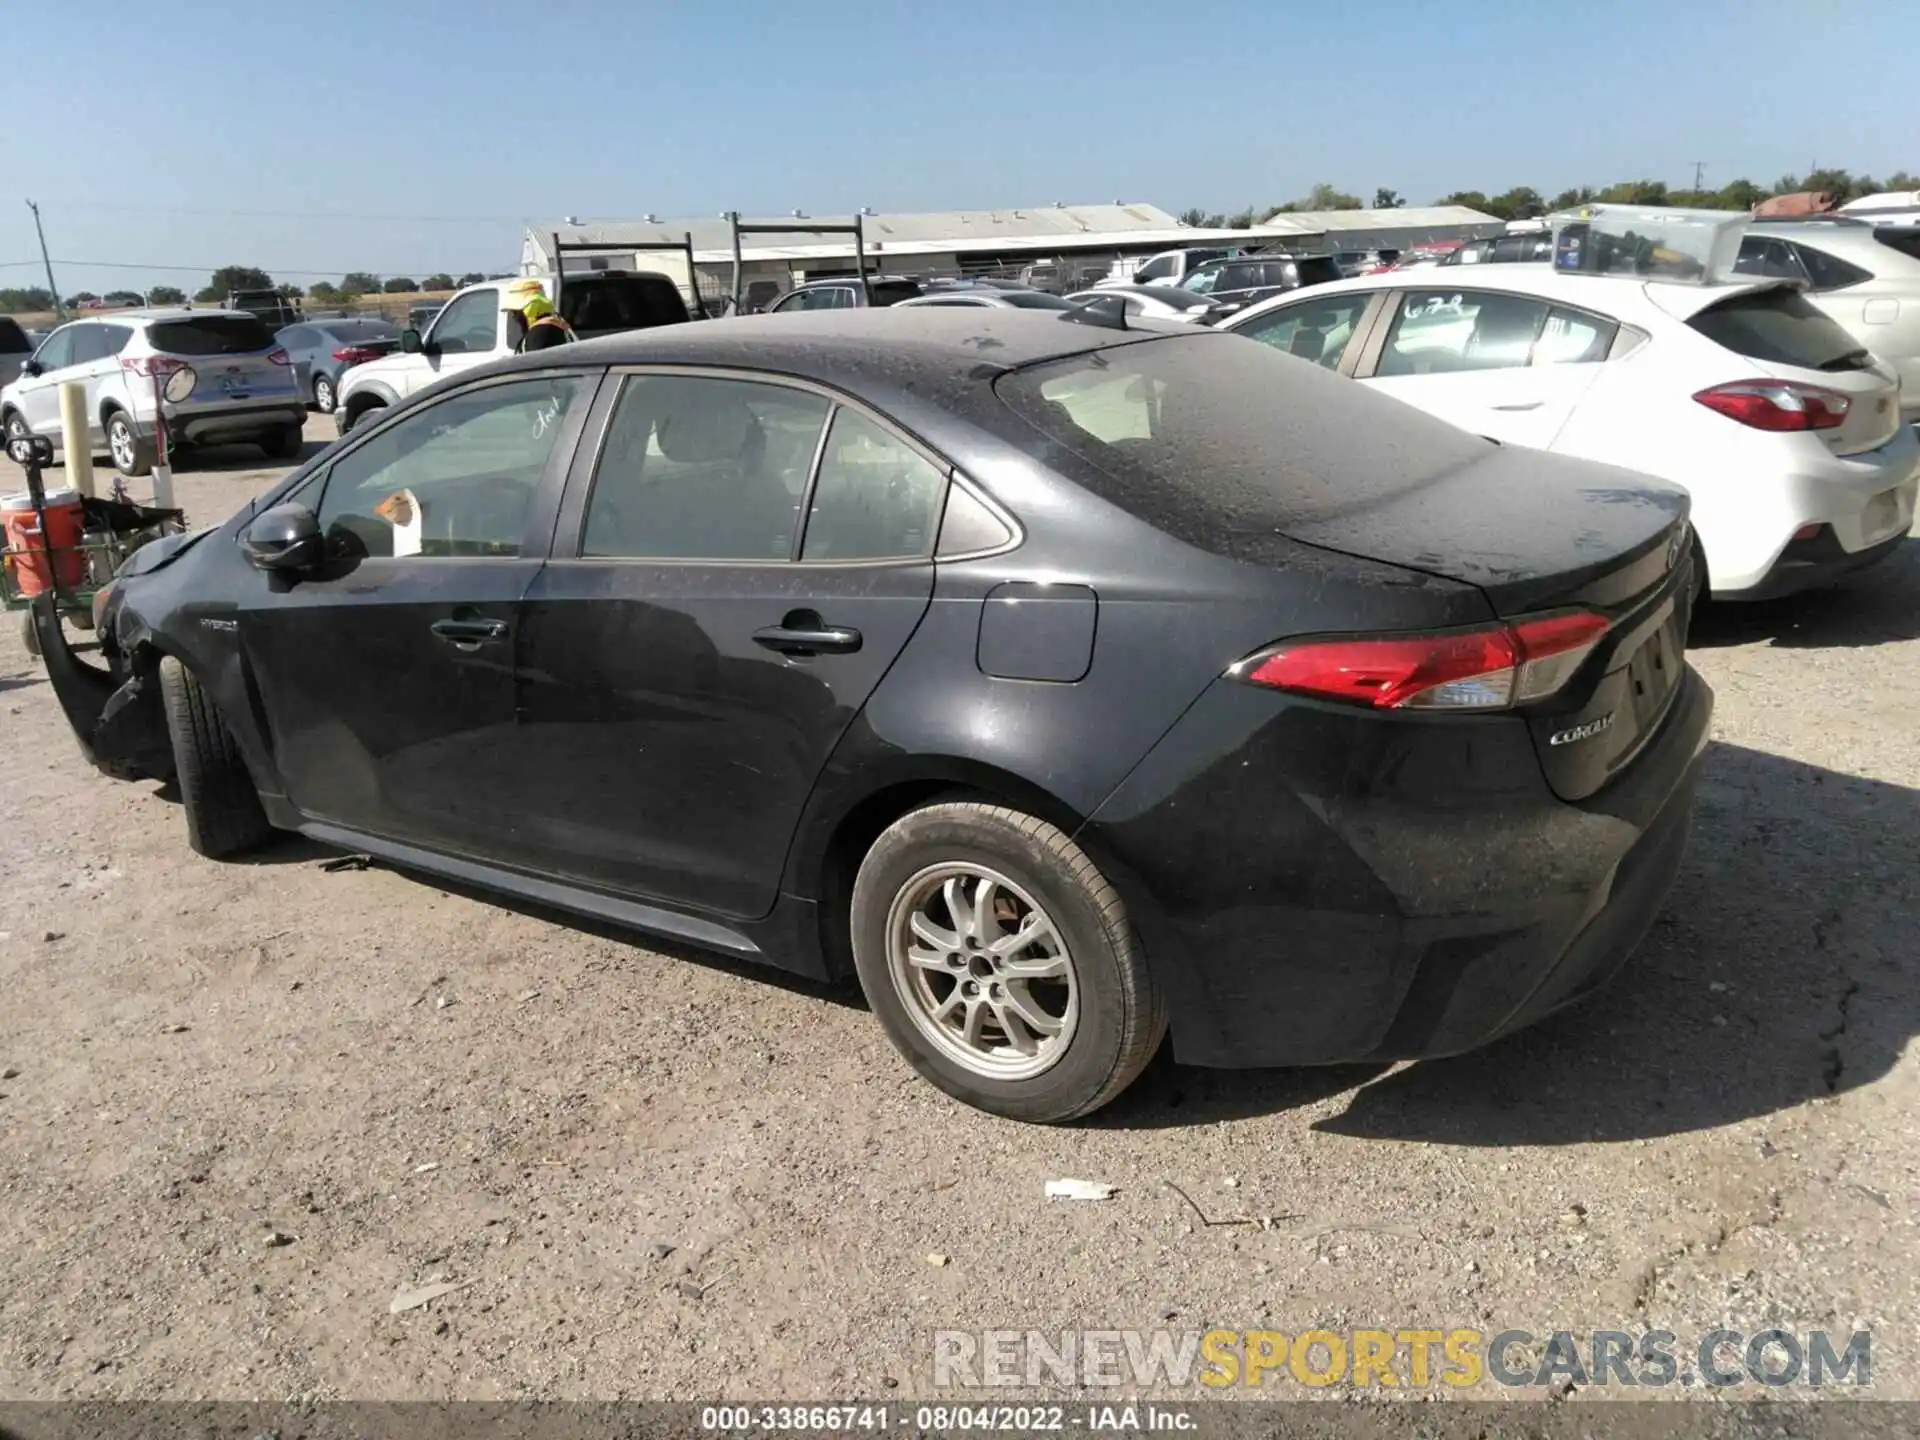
xmin=521 ymin=295 xmax=557 ymax=323
xmin=502 ymin=278 xmax=547 ymax=311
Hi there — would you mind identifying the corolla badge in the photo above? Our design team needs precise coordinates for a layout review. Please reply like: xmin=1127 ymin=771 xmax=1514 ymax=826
xmin=1550 ymin=712 xmax=1615 ymax=747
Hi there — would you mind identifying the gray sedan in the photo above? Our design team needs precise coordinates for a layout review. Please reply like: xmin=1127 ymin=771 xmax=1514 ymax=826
xmin=894 ymin=288 xmax=1074 ymax=311
xmin=273 ymin=317 xmax=403 ymax=414
xmin=1064 ymin=284 xmax=1219 ymax=323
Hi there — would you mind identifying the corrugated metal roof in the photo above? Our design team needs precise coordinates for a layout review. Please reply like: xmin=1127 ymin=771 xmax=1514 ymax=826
xmin=528 ymin=205 xmax=1259 ymax=265
xmin=1258 ymin=205 xmax=1499 ymax=235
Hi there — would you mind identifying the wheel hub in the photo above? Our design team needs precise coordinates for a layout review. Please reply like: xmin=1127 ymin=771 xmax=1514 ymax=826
xmin=884 ymin=862 xmax=1079 ymax=1081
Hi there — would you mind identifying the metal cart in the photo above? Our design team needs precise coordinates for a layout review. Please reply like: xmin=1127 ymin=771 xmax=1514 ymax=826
xmin=2 ymin=435 xmax=185 ymax=657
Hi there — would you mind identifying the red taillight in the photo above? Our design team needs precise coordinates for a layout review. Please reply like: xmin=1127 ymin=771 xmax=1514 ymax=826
xmin=1693 ymin=380 xmax=1849 ymax=432
xmin=267 ymin=347 xmax=292 ymax=366
xmin=332 ymin=346 xmax=382 ymax=364
xmin=1235 ymin=611 xmax=1612 ymax=712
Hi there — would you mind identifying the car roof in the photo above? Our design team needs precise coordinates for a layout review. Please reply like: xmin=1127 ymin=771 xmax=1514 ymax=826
xmin=50 ymin=308 xmax=256 ymax=327
xmin=490 ymin=307 xmax=1163 ymax=378
xmin=1228 ymin=266 xmax=1791 ymax=324
xmin=1070 ymin=284 xmax=1205 ymax=304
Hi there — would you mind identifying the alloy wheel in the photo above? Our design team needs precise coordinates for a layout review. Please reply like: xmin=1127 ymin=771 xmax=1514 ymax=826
xmin=314 ymin=375 xmax=335 ymax=413
xmin=109 ymin=419 xmax=135 ymax=472
xmin=884 ymin=863 xmax=1078 ymax=1081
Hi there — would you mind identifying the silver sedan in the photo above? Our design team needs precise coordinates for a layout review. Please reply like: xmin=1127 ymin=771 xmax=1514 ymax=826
xmin=1064 ymin=284 xmax=1219 ymax=323
xmin=894 ymin=288 xmax=1074 ymax=311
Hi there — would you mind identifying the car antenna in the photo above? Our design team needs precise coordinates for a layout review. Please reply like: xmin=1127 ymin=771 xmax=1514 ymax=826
xmin=1060 ymin=294 xmax=1128 ymax=330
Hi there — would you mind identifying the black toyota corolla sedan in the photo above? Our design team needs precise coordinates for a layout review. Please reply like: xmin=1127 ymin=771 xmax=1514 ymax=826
xmin=30 ymin=308 xmax=1711 ymax=1122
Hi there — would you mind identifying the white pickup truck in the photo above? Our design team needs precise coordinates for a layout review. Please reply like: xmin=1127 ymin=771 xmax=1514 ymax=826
xmin=333 ymin=269 xmax=692 ymax=435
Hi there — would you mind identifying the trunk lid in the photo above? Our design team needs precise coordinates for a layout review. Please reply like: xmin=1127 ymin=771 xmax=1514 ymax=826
xmin=992 ymin=331 xmax=1695 ymax=800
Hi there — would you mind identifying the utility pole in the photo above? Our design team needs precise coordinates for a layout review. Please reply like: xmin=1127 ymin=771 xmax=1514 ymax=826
xmin=26 ymin=199 xmax=62 ymax=319
xmin=1690 ymin=161 xmax=1707 ymax=192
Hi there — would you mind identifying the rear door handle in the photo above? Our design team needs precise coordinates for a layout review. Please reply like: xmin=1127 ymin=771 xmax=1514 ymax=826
xmin=431 ymin=617 xmax=509 ymax=644
xmin=753 ymin=621 xmax=862 ymax=657
xmin=1490 ymin=400 xmax=1544 ymax=411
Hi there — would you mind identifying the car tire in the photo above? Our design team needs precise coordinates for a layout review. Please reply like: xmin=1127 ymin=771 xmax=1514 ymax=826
xmin=157 ymin=656 xmax=272 ymax=859
xmin=339 ymin=397 xmax=384 ymax=435
xmin=849 ymin=801 xmax=1167 ymax=1123
xmin=261 ymin=424 xmax=303 ymax=461
xmin=105 ymin=410 xmax=154 ymax=478
xmin=312 ymin=373 xmax=337 ymax=414
xmin=20 ymin=609 xmax=40 ymax=658
xmin=3 ymin=409 xmax=28 ymax=446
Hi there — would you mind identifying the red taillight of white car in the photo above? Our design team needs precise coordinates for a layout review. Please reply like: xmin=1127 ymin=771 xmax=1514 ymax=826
xmin=1232 ymin=611 xmax=1613 ymax=712
xmin=1693 ymin=380 xmax=1850 ymax=432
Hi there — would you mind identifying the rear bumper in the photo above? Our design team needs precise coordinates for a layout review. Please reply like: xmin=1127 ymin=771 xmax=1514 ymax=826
xmin=1719 ymin=527 xmax=1909 ymax=601
xmin=138 ymin=402 xmax=304 ymax=445
xmin=1082 ymin=666 xmax=1714 ymax=1069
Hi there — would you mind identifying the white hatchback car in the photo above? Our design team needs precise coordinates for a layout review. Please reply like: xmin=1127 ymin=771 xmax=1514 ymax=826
xmin=0 ymin=309 xmax=306 ymax=477
xmin=1221 ymin=270 xmax=1918 ymax=599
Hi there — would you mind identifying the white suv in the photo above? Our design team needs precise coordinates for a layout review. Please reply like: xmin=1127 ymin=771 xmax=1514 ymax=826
xmin=0 ymin=309 xmax=306 ymax=476
xmin=334 ymin=271 xmax=693 ymax=435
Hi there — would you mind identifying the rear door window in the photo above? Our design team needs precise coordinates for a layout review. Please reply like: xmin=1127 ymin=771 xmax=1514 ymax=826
xmin=147 ymin=316 xmax=277 ymax=356
xmin=1690 ymin=288 xmax=1872 ymax=371
xmin=65 ymin=325 xmax=108 ymax=365
xmin=1291 ymin=256 xmax=1344 ymax=287
xmin=800 ymin=409 xmax=947 ymax=562
xmin=1375 ymin=290 xmax=1550 ymax=376
xmin=581 ymin=375 xmax=829 ymax=560
xmin=560 ymin=275 xmax=689 ymax=332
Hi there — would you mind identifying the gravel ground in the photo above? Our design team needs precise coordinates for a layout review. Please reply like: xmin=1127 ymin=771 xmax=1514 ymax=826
xmin=0 ymin=418 xmax=1915 ymax=1405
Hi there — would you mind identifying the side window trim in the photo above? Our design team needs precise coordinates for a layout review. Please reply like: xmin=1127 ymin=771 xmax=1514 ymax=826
xmin=555 ymin=364 xmax=969 ymax=568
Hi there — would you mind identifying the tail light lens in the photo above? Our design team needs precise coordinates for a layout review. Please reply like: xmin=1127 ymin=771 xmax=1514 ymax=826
xmin=1233 ymin=611 xmax=1612 ymax=712
xmin=267 ymin=348 xmax=292 ymax=367
xmin=1694 ymin=380 xmax=1850 ymax=431
xmin=332 ymin=346 xmax=384 ymax=364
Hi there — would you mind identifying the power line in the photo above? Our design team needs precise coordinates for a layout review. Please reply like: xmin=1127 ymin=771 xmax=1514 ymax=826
xmin=35 ymin=200 xmax=543 ymax=224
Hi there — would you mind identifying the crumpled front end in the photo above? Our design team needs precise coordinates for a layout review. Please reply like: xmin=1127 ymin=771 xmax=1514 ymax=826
xmin=31 ymin=595 xmax=175 ymax=782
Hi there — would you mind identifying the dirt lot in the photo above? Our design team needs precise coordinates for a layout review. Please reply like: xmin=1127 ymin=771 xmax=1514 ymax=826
xmin=1 ymin=420 xmax=1916 ymax=1404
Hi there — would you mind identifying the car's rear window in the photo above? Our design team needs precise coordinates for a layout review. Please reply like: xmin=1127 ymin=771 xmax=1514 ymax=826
xmin=993 ymin=334 xmax=1492 ymax=560
xmin=147 ymin=316 xmax=278 ymax=356
xmin=1873 ymin=226 xmax=1920 ymax=263
xmin=999 ymin=291 xmax=1073 ymax=310
xmin=869 ymin=280 xmax=923 ymax=307
xmin=320 ymin=318 xmax=400 ymax=341
xmin=560 ymin=276 xmax=690 ymax=331
xmin=0 ymin=318 xmax=29 ymax=354
xmin=1292 ymin=256 xmax=1344 ymax=287
xmin=1689 ymin=288 xmax=1871 ymax=372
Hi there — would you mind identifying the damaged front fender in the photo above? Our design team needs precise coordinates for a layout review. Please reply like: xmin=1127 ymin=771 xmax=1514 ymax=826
xmin=32 ymin=595 xmax=176 ymax=782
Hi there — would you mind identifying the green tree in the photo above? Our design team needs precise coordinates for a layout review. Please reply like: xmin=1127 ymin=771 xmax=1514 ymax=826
xmin=1885 ymin=170 xmax=1917 ymax=191
xmin=1225 ymin=208 xmax=1257 ymax=229
xmin=382 ymin=276 xmax=419 ymax=293
xmin=194 ymin=285 xmax=221 ymax=303
xmin=1438 ymin=190 xmax=1492 ymax=212
xmin=457 ymin=271 xmax=488 ymax=287
xmin=147 ymin=285 xmax=186 ymax=305
xmin=1716 ymin=178 xmax=1769 ymax=210
xmin=1549 ymin=186 xmax=1595 ymax=210
xmin=341 ymin=272 xmax=382 ymax=294
xmin=1490 ymin=186 xmax=1547 ymax=220
xmin=1596 ymin=179 xmax=1669 ymax=205
xmin=207 ymin=265 xmax=274 ymax=297
xmin=0 ymin=286 xmax=55 ymax=313
xmin=307 ymin=281 xmax=340 ymax=304
xmin=422 ymin=273 xmax=456 ymax=291
xmin=1303 ymin=182 xmax=1362 ymax=211
xmin=1372 ymin=188 xmax=1403 ymax=209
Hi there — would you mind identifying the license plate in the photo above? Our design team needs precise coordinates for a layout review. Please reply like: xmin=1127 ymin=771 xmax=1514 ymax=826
xmin=1626 ymin=617 xmax=1680 ymax=724
xmin=1860 ymin=488 xmax=1906 ymax=542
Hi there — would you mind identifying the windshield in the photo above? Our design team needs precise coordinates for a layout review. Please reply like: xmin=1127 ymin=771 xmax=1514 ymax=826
xmin=147 ymin=316 xmax=278 ymax=356
xmin=993 ymin=334 xmax=1492 ymax=562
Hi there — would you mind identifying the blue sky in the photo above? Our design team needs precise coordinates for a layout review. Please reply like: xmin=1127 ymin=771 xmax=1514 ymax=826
xmin=3 ymin=0 xmax=1911 ymax=297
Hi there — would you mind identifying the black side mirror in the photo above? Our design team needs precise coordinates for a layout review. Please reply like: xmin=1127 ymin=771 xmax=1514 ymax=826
xmin=244 ymin=503 xmax=324 ymax=573
xmin=400 ymin=328 xmax=423 ymax=354
xmin=21 ymin=360 xmax=42 ymax=378
xmin=7 ymin=434 xmax=53 ymax=465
